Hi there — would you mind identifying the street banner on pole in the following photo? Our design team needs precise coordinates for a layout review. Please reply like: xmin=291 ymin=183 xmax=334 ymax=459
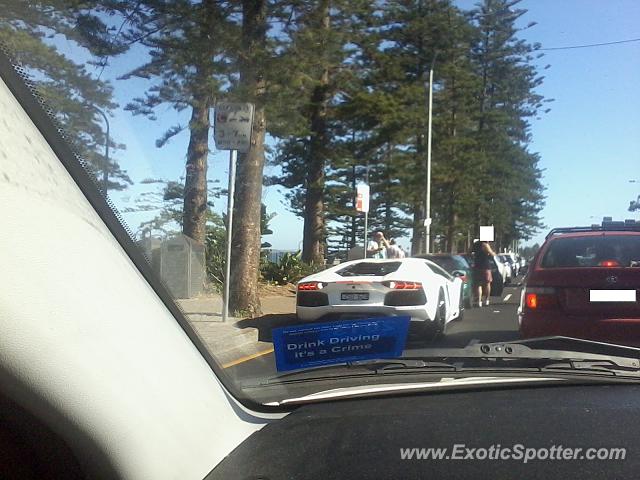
xmin=356 ymin=183 xmax=370 ymax=259
xmin=214 ymin=102 xmax=254 ymax=153
xmin=356 ymin=183 xmax=370 ymax=213
xmin=214 ymin=102 xmax=255 ymax=322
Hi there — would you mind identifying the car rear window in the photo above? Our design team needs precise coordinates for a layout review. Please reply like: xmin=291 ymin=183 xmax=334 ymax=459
xmin=541 ymin=235 xmax=640 ymax=268
xmin=427 ymin=256 xmax=467 ymax=272
xmin=337 ymin=262 xmax=402 ymax=277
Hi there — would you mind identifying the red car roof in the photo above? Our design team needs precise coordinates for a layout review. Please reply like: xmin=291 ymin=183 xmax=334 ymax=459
xmin=547 ymin=231 xmax=640 ymax=239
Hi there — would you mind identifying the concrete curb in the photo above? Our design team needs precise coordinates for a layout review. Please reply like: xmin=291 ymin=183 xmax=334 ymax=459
xmin=177 ymin=295 xmax=296 ymax=368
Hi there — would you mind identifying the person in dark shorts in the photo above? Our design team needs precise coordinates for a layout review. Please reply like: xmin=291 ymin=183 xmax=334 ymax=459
xmin=472 ymin=240 xmax=497 ymax=307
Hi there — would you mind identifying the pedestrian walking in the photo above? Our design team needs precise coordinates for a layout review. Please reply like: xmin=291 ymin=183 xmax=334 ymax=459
xmin=472 ymin=240 xmax=497 ymax=307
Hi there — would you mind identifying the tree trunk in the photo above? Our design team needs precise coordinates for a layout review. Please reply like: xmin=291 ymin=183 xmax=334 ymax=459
xmin=182 ymin=0 xmax=216 ymax=244
xmin=446 ymin=65 xmax=458 ymax=253
xmin=301 ymin=1 xmax=330 ymax=265
xmin=478 ymin=26 xmax=490 ymax=133
xmin=384 ymin=143 xmax=393 ymax=234
xmin=473 ymin=204 xmax=481 ymax=242
xmin=413 ymin=123 xmax=426 ymax=255
xmin=411 ymin=203 xmax=423 ymax=255
xmin=446 ymin=207 xmax=457 ymax=254
xmin=302 ymin=92 xmax=327 ymax=264
xmin=182 ymin=93 xmax=210 ymax=244
xmin=229 ymin=0 xmax=267 ymax=316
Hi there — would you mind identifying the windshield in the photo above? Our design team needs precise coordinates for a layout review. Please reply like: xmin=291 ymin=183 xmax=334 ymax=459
xmin=337 ymin=262 xmax=402 ymax=277
xmin=2 ymin=0 xmax=640 ymax=406
xmin=425 ymin=256 xmax=469 ymax=272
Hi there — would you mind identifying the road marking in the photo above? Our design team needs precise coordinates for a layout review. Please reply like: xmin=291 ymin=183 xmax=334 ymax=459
xmin=503 ymin=294 xmax=512 ymax=302
xmin=222 ymin=347 xmax=274 ymax=369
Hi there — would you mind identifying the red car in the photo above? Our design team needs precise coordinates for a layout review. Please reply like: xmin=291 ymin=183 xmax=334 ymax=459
xmin=519 ymin=220 xmax=640 ymax=346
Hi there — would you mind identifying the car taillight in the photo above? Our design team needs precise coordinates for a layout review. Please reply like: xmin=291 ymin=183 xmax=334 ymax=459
xmin=459 ymin=275 xmax=468 ymax=283
xmin=599 ymin=260 xmax=620 ymax=267
xmin=298 ymin=281 xmax=325 ymax=291
xmin=524 ymin=287 xmax=558 ymax=310
xmin=383 ymin=281 xmax=423 ymax=290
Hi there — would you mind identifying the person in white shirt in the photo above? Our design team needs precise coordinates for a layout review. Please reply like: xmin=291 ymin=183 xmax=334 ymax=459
xmin=366 ymin=231 xmax=389 ymax=259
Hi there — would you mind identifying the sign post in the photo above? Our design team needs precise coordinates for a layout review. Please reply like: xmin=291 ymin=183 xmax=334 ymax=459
xmin=214 ymin=102 xmax=254 ymax=322
xmin=223 ymin=150 xmax=237 ymax=322
xmin=356 ymin=183 xmax=370 ymax=258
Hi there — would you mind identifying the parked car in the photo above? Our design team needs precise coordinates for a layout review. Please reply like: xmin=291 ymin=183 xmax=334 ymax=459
xmin=296 ymin=258 xmax=465 ymax=339
xmin=415 ymin=254 xmax=473 ymax=308
xmin=519 ymin=219 xmax=640 ymax=346
xmin=460 ymin=253 xmax=505 ymax=297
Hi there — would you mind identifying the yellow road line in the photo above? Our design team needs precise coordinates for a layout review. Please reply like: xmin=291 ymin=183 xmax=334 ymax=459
xmin=222 ymin=347 xmax=274 ymax=369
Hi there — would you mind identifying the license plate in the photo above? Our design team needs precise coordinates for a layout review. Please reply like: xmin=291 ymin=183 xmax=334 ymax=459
xmin=590 ymin=290 xmax=637 ymax=302
xmin=341 ymin=292 xmax=369 ymax=301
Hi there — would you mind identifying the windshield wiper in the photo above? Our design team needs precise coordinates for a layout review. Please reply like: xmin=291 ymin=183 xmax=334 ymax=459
xmin=262 ymin=336 xmax=640 ymax=384
xmin=422 ymin=336 xmax=640 ymax=369
xmin=259 ymin=358 xmax=456 ymax=382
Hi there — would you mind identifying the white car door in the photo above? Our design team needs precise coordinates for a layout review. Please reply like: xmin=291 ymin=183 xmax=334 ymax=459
xmin=423 ymin=261 xmax=457 ymax=320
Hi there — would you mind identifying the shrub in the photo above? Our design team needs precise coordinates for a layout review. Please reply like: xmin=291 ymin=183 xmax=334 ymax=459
xmin=205 ymin=227 xmax=226 ymax=292
xmin=261 ymin=251 xmax=324 ymax=285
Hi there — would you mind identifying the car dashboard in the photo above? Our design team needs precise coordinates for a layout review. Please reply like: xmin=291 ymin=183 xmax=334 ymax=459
xmin=208 ymin=384 xmax=640 ymax=479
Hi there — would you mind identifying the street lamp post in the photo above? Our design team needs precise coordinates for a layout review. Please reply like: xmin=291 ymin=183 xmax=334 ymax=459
xmin=364 ymin=163 xmax=370 ymax=259
xmin=87 ymin=105 xmax=110 ymax=194
xmin=424 ymin=53 xmax=437 ymax=254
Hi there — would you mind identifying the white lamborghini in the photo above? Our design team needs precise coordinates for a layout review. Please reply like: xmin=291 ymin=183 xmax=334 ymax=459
xmin=296 ymin=258 xmax=465 ymax=338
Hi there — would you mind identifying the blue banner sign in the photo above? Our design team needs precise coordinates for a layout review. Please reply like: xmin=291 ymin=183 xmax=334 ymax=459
xmin=272 ymin=316 xmax=410 ymax=372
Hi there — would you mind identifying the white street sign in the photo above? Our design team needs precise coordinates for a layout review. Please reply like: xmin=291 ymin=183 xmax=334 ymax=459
xmin=356 ymin=183 xmax=370 ymax=213
xmin=214 ymin=102 xmax=254 ymax=153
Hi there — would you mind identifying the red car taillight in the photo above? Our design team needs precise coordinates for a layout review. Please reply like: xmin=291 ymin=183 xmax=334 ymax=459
xmin=298 ymin=281 xmax=325 ymax=291
xmin=599 ymin=260 xmax=621 ymax=267
xmin=382 ymin=281 xmax=423 ymax=290
xmin=524 ymin=287 xmax=558 ymax=310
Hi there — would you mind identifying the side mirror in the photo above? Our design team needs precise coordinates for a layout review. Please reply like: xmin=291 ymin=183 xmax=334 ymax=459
xmin=452 ymin=270 xmax=466 ymax=278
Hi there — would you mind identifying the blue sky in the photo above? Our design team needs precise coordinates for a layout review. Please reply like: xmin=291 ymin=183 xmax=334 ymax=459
xmin=67 ymin=0 xmax=640 ymax=251
xmin=501 ymin=0 xmax=640 ymax=245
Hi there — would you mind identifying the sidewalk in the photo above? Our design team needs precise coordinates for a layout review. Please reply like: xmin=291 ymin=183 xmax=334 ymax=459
xmin=176 ymin=290 xmax=296 ymax=367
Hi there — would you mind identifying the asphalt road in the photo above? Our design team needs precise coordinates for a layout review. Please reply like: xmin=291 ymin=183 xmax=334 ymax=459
xmin=225 ymin=283 xmax=523 ymax=383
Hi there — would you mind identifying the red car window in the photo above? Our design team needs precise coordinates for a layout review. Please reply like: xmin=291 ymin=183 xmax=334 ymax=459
xmin=540 ymin=235 xmax=640 ymax=268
